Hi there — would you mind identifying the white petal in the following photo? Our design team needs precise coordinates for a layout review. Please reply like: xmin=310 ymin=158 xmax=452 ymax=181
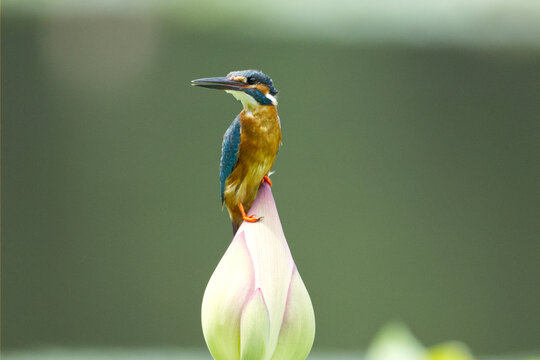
xmin=240 ymin=289 xmax=271 ymax=360
xmin=271 ymin=267 xmax=316 ymax=360
xmin=238 ymin=184 xmax=296 ymax=358
xmin=202 ymin=232 xmax=254 ymax=360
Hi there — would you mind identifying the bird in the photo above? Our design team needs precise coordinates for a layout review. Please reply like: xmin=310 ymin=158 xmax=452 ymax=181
xmin=192 ymin=70 xmax=282 ymax=234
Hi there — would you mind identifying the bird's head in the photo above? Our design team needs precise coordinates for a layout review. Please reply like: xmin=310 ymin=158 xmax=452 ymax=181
xmin=192 ymin=70 xmax=278 ymax=109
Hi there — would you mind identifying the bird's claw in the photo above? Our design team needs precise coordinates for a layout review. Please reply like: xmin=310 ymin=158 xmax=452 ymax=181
xmin=262 ymin=175 xmax=272 ymax=186
xmin=239 ymin=203 xmax=262 ymax=223
xmin=243 ymin=215 xmax=261 ymax=223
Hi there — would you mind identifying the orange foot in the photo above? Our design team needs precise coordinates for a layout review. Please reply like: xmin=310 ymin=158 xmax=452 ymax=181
xmin=239 ymin=203 xmax=261 ymax=223
xmin=262 ymin=175 xmax=272 ymax=186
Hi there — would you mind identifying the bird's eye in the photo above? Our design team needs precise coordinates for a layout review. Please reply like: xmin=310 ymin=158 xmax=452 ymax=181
xmin=247 ymin=76 xmax=257 ymax=85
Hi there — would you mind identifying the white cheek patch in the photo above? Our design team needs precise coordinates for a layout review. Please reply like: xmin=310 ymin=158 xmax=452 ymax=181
xmin=265 ymin=93 xmax=278 ymax=105
xmin=225 ymin=90 xmax=259 ymax=109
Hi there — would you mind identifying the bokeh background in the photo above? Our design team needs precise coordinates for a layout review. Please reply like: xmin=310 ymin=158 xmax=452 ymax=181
xmin=2 ymin=0 xmax=540 ymax=358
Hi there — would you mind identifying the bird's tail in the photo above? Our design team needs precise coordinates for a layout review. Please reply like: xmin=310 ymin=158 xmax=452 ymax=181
xmin=232 ymin=222 xmax=240 ymax=235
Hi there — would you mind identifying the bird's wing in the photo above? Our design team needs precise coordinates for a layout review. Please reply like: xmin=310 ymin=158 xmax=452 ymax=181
xmin=220 ymin=116 xmax=242 ymax=202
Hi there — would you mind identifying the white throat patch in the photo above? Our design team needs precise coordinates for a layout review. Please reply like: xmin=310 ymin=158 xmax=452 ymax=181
xmin=225 ymin=90 xmax=258 ymax=109
xmin=225 ymin=90 xmax=278 ymax=109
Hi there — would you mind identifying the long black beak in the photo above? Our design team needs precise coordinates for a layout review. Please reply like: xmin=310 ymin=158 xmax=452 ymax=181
xmin=191 ymin=77 xmax=247 ymax=91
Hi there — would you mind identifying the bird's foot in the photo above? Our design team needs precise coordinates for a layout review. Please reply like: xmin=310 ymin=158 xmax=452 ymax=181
xmin=262 ymin=175 xmax=272 ymax=186
xmin=243 ymin=214 xmax=260 ymax=223
xmin=239 ymin=203 xmax=262 ymax=223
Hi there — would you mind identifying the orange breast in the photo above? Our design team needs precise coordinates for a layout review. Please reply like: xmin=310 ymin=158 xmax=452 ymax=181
xmin=223 ymin=106 xmax=281 ymax=226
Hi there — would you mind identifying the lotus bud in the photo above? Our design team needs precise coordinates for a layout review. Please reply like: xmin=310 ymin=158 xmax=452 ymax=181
xmin=365 ymin=323 xmax=427 ymax=360
xmin=201 ymin=183 xmax=315 ymax=360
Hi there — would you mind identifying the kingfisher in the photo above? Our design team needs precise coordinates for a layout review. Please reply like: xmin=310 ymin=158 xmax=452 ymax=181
xmin=192 ymin=70 xmax=282 ymax=234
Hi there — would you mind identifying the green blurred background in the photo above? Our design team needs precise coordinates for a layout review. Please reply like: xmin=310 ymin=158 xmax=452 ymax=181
xmin=2 ymin=0 xmax=539 ymax=357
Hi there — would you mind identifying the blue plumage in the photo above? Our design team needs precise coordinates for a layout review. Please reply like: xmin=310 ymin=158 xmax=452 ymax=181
xmin=220 ymin=116 xmax=241 ymax=202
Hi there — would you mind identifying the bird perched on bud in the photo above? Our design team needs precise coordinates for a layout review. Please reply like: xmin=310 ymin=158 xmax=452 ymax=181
xmin=192 ymin=70 xmax=281 ymax=234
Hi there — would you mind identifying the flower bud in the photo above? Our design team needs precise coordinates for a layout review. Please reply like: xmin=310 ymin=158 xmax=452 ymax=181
xmin=201 ymin=183 xmax=315 ymax=360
